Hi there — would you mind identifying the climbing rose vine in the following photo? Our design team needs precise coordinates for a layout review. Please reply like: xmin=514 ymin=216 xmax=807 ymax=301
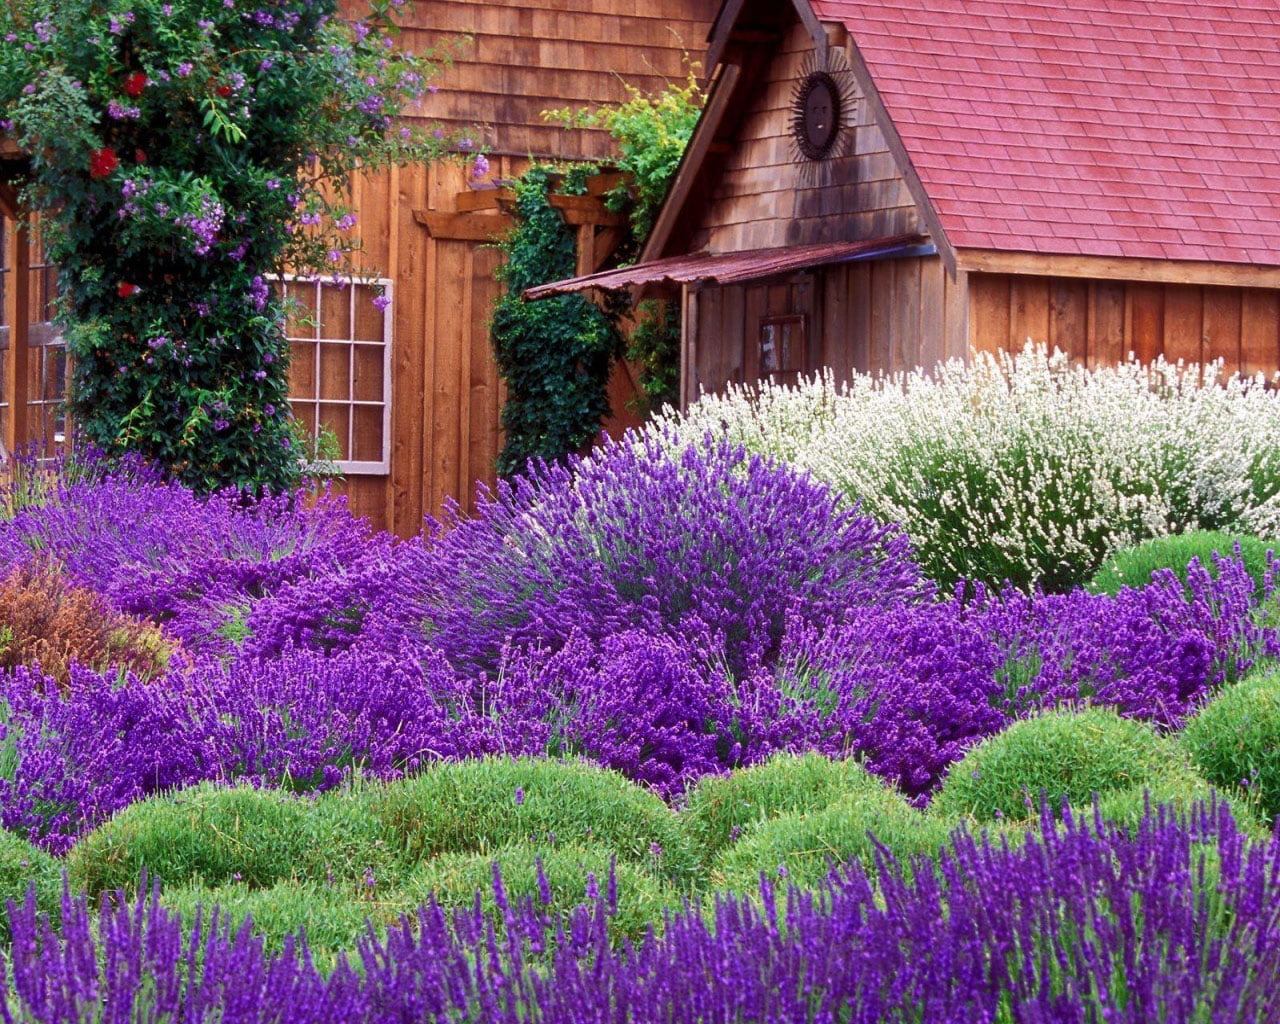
xmin=0 ymin=0 xmax=462 ymax=492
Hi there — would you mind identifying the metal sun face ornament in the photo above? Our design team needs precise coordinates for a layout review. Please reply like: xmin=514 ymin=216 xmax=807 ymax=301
xmin=789 ymin=54 xmax=857 ymax=187
xmin=794 ymin=70 xmax=842 ymax=160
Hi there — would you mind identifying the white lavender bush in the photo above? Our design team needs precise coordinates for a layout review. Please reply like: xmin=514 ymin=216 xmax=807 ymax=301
xmin=651 ymin=345 xmax=1280 ymax=591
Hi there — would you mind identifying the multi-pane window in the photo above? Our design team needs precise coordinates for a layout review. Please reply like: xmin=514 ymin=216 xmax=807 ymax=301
xmin=278 ymin=275 xmax=392 ymax=475
xmin=758 ymin=314 xmax=808 ymax=387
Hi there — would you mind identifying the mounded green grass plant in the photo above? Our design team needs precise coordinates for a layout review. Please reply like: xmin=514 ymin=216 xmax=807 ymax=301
xmin=1088 ymin=531 xmax=1275 ymax=597
xmin=67 ymin=782 xmax=394 ymax=898
xmin=712 ymin=788 xmax=955 ymax=893
xmin=353 ymin=757 xmax=697 ymax=885
xmin=931 ymin=707 xmax=1177 ymax=823
xmin=160 ymin=878 xmax=402 ymax=968
xmin=679 ymin=752 xmax=890 ymax=864
xmin=1090 ymin=771 xmax=1264 ymax=838
xmin=0 ymin=828 xmax=63 ymax=934
xmin=401 ymin=843 xmax=675 ymax=944
xmin=1181 ymin=667 xmax=1280 ymax=825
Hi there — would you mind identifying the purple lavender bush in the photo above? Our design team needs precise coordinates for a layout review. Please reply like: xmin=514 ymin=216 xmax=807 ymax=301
xmin=0 ymin=469 xmax=377 ymax=656
xmin=409 ymin=433 xmax=928 ymax=680
xmin=0 ymin=647 xmax=499 ymax=852
xmin=5 ymin=800 xmax=1278 ymax=1022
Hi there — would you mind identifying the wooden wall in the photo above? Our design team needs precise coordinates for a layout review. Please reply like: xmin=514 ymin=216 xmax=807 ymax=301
xmin=325 ymin=0 xmax=717 ymax=536
xmin=380 ymin=0 xmax=718 ymax=160
xmin=690 ymin=254 xmax=965 ymax=397
xmin=693 ymin=22 xmax=921 ymax=253
xmin=968 ymin=273 xmax=1280 ymax=378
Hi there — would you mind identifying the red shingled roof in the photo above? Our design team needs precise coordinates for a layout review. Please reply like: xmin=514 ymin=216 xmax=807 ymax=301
xmin=811 ymin=0 xmax=1280 ymax=266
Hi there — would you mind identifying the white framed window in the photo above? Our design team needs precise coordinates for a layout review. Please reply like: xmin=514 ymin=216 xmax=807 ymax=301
xmin=277 ymin=275 xmax=392 ymax=475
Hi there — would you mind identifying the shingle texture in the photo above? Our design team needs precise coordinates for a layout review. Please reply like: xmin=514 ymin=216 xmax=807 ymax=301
xmin=812 ymin=0 xmax=1280 ymax=265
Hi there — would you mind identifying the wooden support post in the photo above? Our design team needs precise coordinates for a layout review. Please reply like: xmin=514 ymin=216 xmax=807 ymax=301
xmin=3 ymin=211 xmax=29 ymax=455
xmin=680 ymin=283 xmax=699 ymax=410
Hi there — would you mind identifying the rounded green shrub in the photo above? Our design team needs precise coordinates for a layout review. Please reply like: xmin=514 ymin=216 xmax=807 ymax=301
xmin=931 ymin=707 xmax=1174 ymax=823
xmin=1089 ymin=773 xmax=1265 ymax=839
xmin=1088 ymin=531 xmax=1275 ymax=597
xmin=355 ymin=758 xmax=696 ymax=885
xmin=1181 ymin=668 xmax=1280 ymax=825
xmin=159 ymin=878 xmax=405 ymax=969
xmin=67 ymin=782 xmax=392 ymax=898
xmin=402 ymin=843 xmax=675 ymax=944
xmin=713 ymin=788 xmax=953 ymax=893
xmin=0 ymin=828 xmax=63 ymax=934
xmin=680 ymin=753 xmax=888 ymax=863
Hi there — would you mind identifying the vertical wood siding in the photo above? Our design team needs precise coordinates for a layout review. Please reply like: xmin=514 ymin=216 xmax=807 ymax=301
xmin=968 ymin=273 xmax=1280 ymax=378
xmin=691 ymin=255 xmax=965 ymax=396
xmin=322 ymin=0 xmax=716 ymax=535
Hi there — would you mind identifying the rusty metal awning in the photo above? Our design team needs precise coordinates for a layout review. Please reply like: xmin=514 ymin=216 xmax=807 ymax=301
xmin=523 ymin=233 xmax=928 ymax=299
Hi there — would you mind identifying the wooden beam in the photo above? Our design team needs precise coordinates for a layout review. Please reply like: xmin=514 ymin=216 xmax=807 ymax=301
xmin=0 ymin=183 xmax=18 ymax=221
xmin=957 ymin=248 xmax=1280 ymax=290
xmin=4 ymin=212 xmax=29 ymax=454
xmin=590 ymin=228 xmax=627 ymax=273
xmin=705 ymin=0 xmax=748 ymax=71
xmin=413 ymin=209 xmax=512 ymax=241
xmin=453 ymin=189 xmax=510 ymax=213
xmin=791 ymin=0 xmax=829 ymax=68
xmin=642 ymin=61 xmax=742 ymax=262
xmin=453 ymin=189 xmax=625 ymax=226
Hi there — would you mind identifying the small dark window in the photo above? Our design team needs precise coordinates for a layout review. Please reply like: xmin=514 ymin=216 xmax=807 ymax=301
xmin=759 ymin=314 xmax=807 ymax=386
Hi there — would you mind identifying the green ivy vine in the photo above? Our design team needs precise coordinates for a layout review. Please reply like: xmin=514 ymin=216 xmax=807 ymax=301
xmin=490 ymin=167 xmax=620 ymax=479
xmin=490 ymin=70 xmax=703 ymax=476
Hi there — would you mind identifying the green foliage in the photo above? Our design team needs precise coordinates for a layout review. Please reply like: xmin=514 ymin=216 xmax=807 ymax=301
xmin=66 ymin=782 xmax=394 ymax=898
xmin=352 ymin=757 xmax=696 ymax=885
xmin=502 ymin=69 xmax=702 ymax=443
xmin=0 ymin=829 xmax=63 ymax=937
xmin=1181 ymin=667 xmax=1280 ymax=825
xmin=625 ymin=298 xmax=682 ymax=413
xmin=713 ymin=789 xmax=955 ymax=893
xmin=491 ymin=167 xmax=621 ymax=477
xmin=1088 ymin=530 xmax=1276 ymax=597
xmin=544 ymin=66 xmax=704 ymax=240
xmin=160 ymin=878 xmax=400 ymax=968
xmin=402 ymin=843 xmax=675 ymax=944
xmin=0 ymin=0 xmax=463 ymax=493
xmin=680 ymin=753 xmax=887 ymax=865
xmin=1091 ymin=774 xmax=1264 ymax=839
xmin=931 ymin=707 xmax=1177 ymax=823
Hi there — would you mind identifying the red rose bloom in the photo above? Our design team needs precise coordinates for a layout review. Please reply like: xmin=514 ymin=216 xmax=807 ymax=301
xmin=215 ymin=83 xmax=232 ymax=98
xmin=89 ymin=147 xmax=119 ymax=179
xmin=117 ymin=282 xmax=138 ymax=298
xmin=123 ymin=72 xmax=147 ymax=97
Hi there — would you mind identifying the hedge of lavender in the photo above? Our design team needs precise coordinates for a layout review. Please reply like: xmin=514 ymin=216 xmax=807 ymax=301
xmin=0 ymin=435 xmax=1275 ymax=854
xmin=5 ymin=801 xmax=1278 ymax=1022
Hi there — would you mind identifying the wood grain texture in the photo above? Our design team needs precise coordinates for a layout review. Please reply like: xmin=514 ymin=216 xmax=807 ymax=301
xmin=694 ymin=21 xmax=922 ymax=254
xmin=363 ymin=0 xmax=718 ymax=160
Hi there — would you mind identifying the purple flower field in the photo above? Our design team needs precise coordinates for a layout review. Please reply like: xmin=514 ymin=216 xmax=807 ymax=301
xmin=6 ymin=801 xmax=1279 ymax=1023
xmin=0 ymin=436 xmax=1277 ymax=1019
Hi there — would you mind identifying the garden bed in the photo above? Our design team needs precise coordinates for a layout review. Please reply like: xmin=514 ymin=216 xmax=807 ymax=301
xmin=0 ymin=348 xmax=1278 ymax=1021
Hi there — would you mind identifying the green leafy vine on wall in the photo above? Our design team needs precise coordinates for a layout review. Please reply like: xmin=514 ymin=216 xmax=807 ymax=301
xmin=490 ymin=68 xmax=704 ymax=477
xmin=490 ymin=167 xmax=621 ymax=479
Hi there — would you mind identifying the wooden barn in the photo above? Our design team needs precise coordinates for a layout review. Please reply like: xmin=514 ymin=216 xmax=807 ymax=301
xmin=0 ymin=0 xmax=717 ymax=534
xmin=530 ymin=0 xmax=1280 ymax=404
